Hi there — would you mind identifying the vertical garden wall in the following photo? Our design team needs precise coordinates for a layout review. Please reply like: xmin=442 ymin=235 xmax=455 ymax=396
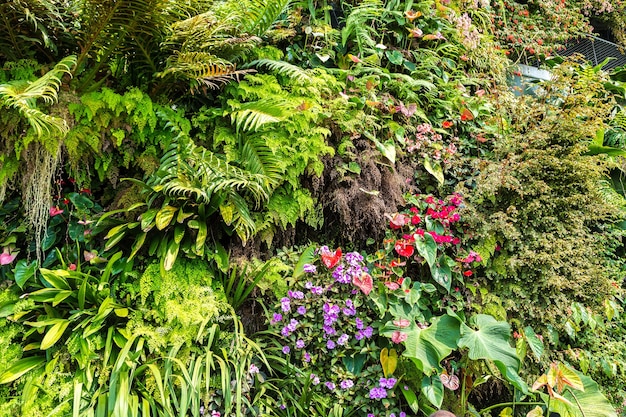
xmin=1 ymin=0 xmax=626 ymax=416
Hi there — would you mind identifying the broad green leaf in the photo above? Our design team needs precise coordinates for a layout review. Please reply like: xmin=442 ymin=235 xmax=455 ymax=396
xmin=292 ymin=245 xmax=316 ymax=280
xmin=430 ymin=256 xmax=452 ymax=292
xmin=68 ymin=192 xmax=94 ymax=210
xmin=551 ymin=371 xmax=617 ymax=417
xmin=129 ymin=232 xmax=147 ymax=260
xmin=163 ymin=239 xmax=180 ymax=271
xmin=155 ymin=205 xmax=177 ymax=230
xmin=523 ymin=326 xmax=544 ymax=361
xmin=40 ymin=268 xmax=71 ymax=289
xmin=0 ymin=356 xmax=46 ymax=384
xmin=415 ymin=233 xmax=437 ymax=268
xmin=373 ymin=139 xmax=396 ymax=164
xmin=380 ymin=348 xmax=398 ymax=377
xmin=174 ymin=225 xmax=185 ymax=244
xmin=403 ymin=314 xmax=460 ymax=375
xmin=424 ymin=156 xmax=444 ymax=185
xmin=343 ymin=354 xmax=366 ymax=375
xmin=213 ymin=241 xmax=229 ymax=272
xmin=400 ymin=385 xmax=420 ymax=413
xmin=421 ymin=374 xmax=444 ymax=408
xmin=386 ymin=50 xmax=404 ymax=65
xmin=104 ymin=223 xmax=128 ymax=240
xmin=14 ymin=259 xmax=37 ymax=289
xmin=41 ymin=320 xmax=70 ymax=349
xmin=458 ymin=314 xmax=528 ymax=393
xmin=140 ymin=208 xmax=158 ymax=231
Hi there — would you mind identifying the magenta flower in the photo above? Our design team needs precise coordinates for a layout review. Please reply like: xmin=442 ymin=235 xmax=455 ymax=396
xmin=49 ymin=206 xmax=63 ymax=217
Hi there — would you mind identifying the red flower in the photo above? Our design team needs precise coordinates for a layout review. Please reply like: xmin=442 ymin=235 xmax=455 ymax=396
xmin=395 ymin=240 xmax=415 ymax=257
xmin=442 ymin=120 xmax=453 ymax=129
xmin=463 ymin=270 xmax=473 ymax=277
xmin=69 ymin=263 xmax=77 ymax=271
xmin=321 ymin=247 xmax=342 ymax=269
xmin=460 ymin=108 xmax=474 ymax=121
xmin=388 ymin=213 xmax=410 ymax=229
xmin=411 ymin=215 xmax=421 ymax=225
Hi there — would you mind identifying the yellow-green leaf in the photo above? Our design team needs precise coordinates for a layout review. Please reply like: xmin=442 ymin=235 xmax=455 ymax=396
xmin=0 ymin=356 xmax=46 ymax=384
xmin=155 ymin=205 xmax=177 ymax=230
xmin=380 ymin=348 xmax=398 ymax=377
xmin=41 ymin=320 xmax=70 ymax=350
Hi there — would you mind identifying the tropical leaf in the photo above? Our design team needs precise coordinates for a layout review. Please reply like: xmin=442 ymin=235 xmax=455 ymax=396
xmin=458 ymin=314 xmax=528 ymax=393
xmin=403 ymin=314 xmax=460 ymax=375
xmin=0 ymin=55 xmax=76 ymax=136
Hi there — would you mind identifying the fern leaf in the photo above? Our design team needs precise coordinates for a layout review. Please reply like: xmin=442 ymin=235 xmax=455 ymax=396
xmin=244 ymin=0 xmax=293 ymax=37
xmin=229 ymin=99 xmax=291 ymax=132
xmin=246 ymin=59 xmax=312 ymax=83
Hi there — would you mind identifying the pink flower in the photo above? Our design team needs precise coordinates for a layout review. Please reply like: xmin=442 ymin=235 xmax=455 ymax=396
xmin=0 ymin=247 xmax=17 ymax=265
xmin=50 ymin=206 xmax=64 ymax=217
xmin=393 ymin=318 xmax=411 ymax=328
xmin=391 ymin=331 xmax=407 ymax=344
xmin=69 ymin=263 xmax=77 ymax=271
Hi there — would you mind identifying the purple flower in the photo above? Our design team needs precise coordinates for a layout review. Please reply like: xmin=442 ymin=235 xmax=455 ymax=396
xmin=288 ymin=290 xmax=304 ymax=299
xmin=368 ymin=387 xmax=387 ymax=399
xmin=304 ymin=352 xmax=311 ymax=362
xmin=297 ymin=306 xmax=307 ymax=315
xmin=324 ymin=382 xmax=336 ymax=391
xmin=271 ymin=313 xmax=283 ymax=324
xmin=310 ymin=374 xmax=320 ymax=385
xmin=248 ymin=364 xmax=260 ymax=375
xmin=279 ymin=404 xmax=286 ymax=410
xmin=296 ymin=339 xmax=305 ymax=349
xmin=345 ymin=251 xmax=364 ymax=266
xmin=281 ymin=297 xmax=291 ymax=312
xmin=355 ymin=318 xmax=364 ymax=330
xmin=326 ymin=340 xmax=336 ymax=350
xmin=390 ymin=414 xmax=396 ymax=417
xmin=340 ymin=379 xmax=354 ymax=390
xmin=363 ymin=326 xmax=373 ymax=338
xmin=342 ymin=299 xmax=356 ymax=316
xmin=323 ymin=325 xmax=337 ymax=336
xmin=305 ymin=281 xmax=313 ymax=289
xmin=337 ymin=333 xmax=349 ymax=346
xmin=332 ymin=264 xmax=351 ymax=284
xmin=287 ymin=319 xmax=299 ymax=332
xmin=355 ymin=331 xmax=364 ymax=340
xmin=282 ymin=345 xmax=291 ymax=354
xmin=379 ymin=377 xmax=397 ymax=389
xmin=311 ymin=286 xmax=324 ymax=295
xmin=400 ymin=413 xmax=407 ymax=417
xmin=303 ymin=264 xmax=317 ymax=273
xmin=281 ymin=326 xmax=291 ymax=337
xmin=367 ymin=414 xmax=375 ymax=417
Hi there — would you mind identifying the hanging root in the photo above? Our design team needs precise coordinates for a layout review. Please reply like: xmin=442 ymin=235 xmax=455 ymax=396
xmin=22 ymin=141 xmax=62 ymax=263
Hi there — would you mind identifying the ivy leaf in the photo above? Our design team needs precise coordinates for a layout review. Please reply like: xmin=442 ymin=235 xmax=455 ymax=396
xmin=458 ymin=315 xmax=528 ymax=393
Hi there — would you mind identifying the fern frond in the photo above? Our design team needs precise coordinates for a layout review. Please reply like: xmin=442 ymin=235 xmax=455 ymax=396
xmin=0 ymin=56 xmax=75 ymax=136
xmin=229 ymin=99 xmax=291 ymax=132
xmin=597 ymin=179 xmax=626 ymax=210
xmin=246 ymin=59 xmax=312 ymax=83
xmin=240 ymin=135 xmax=285 ymax=186
xmin=341 ymin=0 xmax=383 ymax=52
xmin=244 ymin=0 xmax=293 ymax=37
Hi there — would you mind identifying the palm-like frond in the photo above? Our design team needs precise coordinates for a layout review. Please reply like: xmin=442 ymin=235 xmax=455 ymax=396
xmin=245 ymin=59 xmax=312 ymax=83
xmin=0 ymin=55 xmax=75 ymax=136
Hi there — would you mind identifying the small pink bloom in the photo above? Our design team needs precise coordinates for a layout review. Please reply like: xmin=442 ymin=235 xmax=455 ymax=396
xmin=69 ymin=263 xmax=77 ymax=271
xmin=385 ymin=281 xmax=400 ymax=291
xmin=391 ymin=331 xmax=407 ymax=344
xmin=0 ymin=247 xmax=17 ymax=265
xmin=50 ymin=206 xmax=64 ymax=217
xmin=393 ymin=318 xmax=411 ymax=328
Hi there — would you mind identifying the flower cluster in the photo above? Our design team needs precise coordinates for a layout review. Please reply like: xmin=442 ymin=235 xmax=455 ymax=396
xmin=269 ymin=247 xmax=402 ymax=416
xmin=405 ymin=123 xmax=458 ymax=167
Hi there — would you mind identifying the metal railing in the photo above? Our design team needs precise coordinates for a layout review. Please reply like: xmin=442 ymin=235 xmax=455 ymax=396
xmin=559 ymin=34 xmax=626 ymax=70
